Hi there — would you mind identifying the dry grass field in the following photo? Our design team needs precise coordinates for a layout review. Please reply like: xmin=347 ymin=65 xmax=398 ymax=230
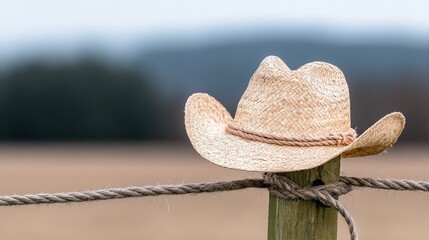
xmin=0 ymin=143 xmax=428 ymax=240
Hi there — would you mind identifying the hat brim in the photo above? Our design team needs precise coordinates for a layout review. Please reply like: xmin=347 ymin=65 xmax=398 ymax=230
xmin=185 ymin=93 xmax=405 ymax=172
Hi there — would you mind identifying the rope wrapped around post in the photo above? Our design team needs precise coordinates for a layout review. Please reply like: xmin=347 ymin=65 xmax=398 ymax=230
xmin=264 ymin=173 xmax=358 ymax=240
xmin=2 ymin=174 xmax=429 ymax=240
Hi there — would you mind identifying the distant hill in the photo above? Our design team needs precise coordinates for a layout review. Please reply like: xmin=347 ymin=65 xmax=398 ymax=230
xmin=0 ymin=36 xmax=428 ymax=142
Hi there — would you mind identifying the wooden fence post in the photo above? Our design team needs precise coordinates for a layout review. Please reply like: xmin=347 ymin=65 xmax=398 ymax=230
xmin=267 ymin=156 xmax=341 ymax=240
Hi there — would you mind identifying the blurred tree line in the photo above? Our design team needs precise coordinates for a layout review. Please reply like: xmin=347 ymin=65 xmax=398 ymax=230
xmin=0 ymin=56 xmax=428 ymax=142
xmin=349 ymin=72 xmax=429 ymax=142
xmin=0 ymin=58 xmax=165 ymax=141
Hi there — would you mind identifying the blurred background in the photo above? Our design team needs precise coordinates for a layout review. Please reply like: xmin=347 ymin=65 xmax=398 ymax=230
xmin=0 ymin=0 xmax=428 ymax=239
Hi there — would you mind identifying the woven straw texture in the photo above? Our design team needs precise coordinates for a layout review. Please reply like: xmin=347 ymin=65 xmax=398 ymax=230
xmin=185 ymin=56 xmax=405 ymax=172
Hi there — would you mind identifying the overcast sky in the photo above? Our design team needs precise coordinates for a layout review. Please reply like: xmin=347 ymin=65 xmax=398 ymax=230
xmin=1 ymin=0 xmax=428 ymax=53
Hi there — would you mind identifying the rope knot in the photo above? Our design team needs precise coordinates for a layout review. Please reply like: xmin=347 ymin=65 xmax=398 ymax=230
xmin=263 ymin=173 xmax=358 ymax=239
xmin=328 ymin=129 xmax=357 ymax=146
xmin=262 ymin=173 xmax=352 ymax=206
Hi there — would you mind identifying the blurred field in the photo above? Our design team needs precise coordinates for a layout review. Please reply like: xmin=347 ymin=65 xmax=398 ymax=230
xmin=0 ymin=143 xmax=428 ymax=240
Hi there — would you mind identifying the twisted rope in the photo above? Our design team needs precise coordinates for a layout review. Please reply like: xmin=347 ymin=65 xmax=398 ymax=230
xmin=2 ymin=175 xmax=429 ymax=240
xmin=0 ymin=179 xmax=266 ymax=206
xmin=226 ymin=121 xmax=357 ymax=146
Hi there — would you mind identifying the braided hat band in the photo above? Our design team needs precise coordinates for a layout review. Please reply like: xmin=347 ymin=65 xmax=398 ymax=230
xmin=226 ymin=121 xmax=357 ymax=147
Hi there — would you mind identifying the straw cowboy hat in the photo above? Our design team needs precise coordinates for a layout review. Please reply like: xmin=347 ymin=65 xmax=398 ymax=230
xmin=184 ymin=56 xmax=405 ymax=172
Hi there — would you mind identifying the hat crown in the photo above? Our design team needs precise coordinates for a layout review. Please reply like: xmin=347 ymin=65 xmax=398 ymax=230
xmin=234 ymin=56 xmax=351 ymax=138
